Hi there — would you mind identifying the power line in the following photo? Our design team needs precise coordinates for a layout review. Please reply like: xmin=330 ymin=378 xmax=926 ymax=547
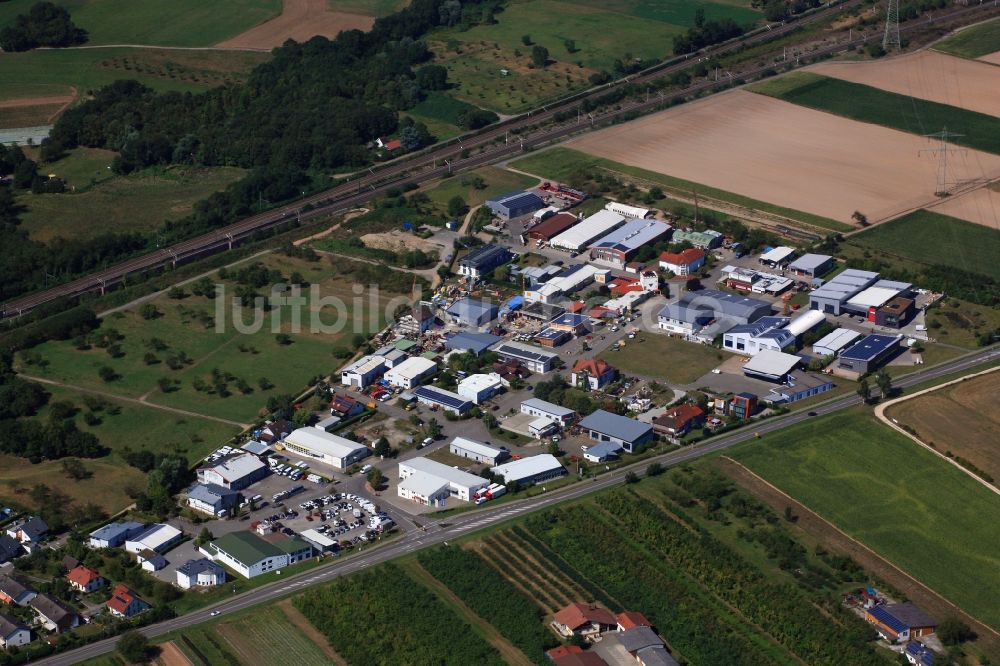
xmin=883 ymin=0 xmax=901 ymax=50
xmin=919 ymin=128 xmax=965 ymax=197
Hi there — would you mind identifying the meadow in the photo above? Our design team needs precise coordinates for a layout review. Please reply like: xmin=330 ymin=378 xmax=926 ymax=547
xmin=603 ymin=332 xmax=728 ymax=384
xmin=845 ymin=209 xmax=1000 ymax=280
xmin=403 ymin=92 xmax=484 ymax=140
xmin=509 ymin=147 xmax=851 ymax=232
xmin=329 ymin=0 xmax=410 ymax=17
xmin=0 ymin=0 xmax=282 ymax=47
xmin=732 ymin=408 xmax=1000 ymax=631
xmin=750 ymin=72 xmax=1000 ymax=155
xmin=424 ymin=165 xmax=538 ymax=212
xmin=934 ymin=17 xmax=1000 ymax=58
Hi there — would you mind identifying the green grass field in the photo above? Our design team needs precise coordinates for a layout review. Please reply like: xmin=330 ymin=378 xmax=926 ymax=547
xmin=16 ymin=254 xmax=394 ymax=423
xmin=603 ymin=332 xmax=729 ymax=384
xmin=18 ymin=164 xmax=247 ymax=242
xmin=510 ymin=147 xmax=851 ymax=232
xmin=731 ymin=408 xmax=1000 ymax=631
xmin=0 ymin=0 xmax=281 ymax=47
xmin=573 ymin=0 xmax=760 ymax=28
xmin=750 ymin=72 xmax=1000 ymax=155
xmin=329 ymin=0 xmax=409 ymax=17
xmin=925 ymin=298 xmax=1000 ymax=349
xmin=934 ymin=17 xmax=1000 ymax=58
xmin=424 ymin=165 xmax=538 ymax=212
xmin=404 ymin=92 xmax=483 ymax=140
xmin=846 ymin=209 xmax=1000 ymax=280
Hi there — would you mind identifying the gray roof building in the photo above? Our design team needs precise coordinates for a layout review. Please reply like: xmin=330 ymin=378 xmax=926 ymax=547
xmin=7 ymin=517 xmax=48 ymax=543
xmin=486 ymin=191 xmax=546 ymax=219
xmin=809 ymin=269 xmax=879 ymax=315
xmin=787 ymin=253 xmax=834 ymax=278
xmin=0 ymin=575 xmax=35 ymax=605
xmin=458 ymin=244 xmax=513 ymax=278
xmin=0 ymin=536 xmax=22 ymax=563
xmin=619 ymin=626 xmax=665 ymax=653
xmin=578 ymin=410 xmax=654 ymax=453
xmin=445 ymin=332 xmax=503 ymax=356
xmin=658 ymin=288 xmax=773 ymax=336
xmin=88 ymin=521 xmax=146 ymax=549
xmin=446 ymin=298 xmax=499 ymax=328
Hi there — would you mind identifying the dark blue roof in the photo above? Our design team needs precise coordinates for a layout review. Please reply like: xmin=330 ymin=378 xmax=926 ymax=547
xmin=905 ymin=642 xmax=934 ymax=666
xmin=445 ymin=332 xmax=502 ymax=355
xmin=415 ymin=386 xmax=473 ymax=411
xmin=840 ymin=334 xmax=900 ymax=361
xmin=868 ymin=605 xmax=908 ymax=633
xmin=534 ymin=327 xmax=568 ymax=342
xmin=489 ymin=191 xmax=544 ymax=210
xmin=459 ymin=243 xmax=511 ymax=269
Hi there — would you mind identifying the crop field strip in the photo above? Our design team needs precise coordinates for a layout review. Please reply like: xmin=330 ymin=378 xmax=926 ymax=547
xmin=750 ymin=72 xmax=1000 ymax=155
xmin=469 ymin=537 xmax=568 ymax=613
xmin=489 ymin=531 xmax=590 ymax=604
xmin=934 ymin=17 xmax=1000 ymax=58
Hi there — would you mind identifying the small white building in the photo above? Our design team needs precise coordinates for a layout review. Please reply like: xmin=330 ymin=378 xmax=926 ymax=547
xmin=490 ymin=341 xmax=559 ymax=373
xmin=520 ymin=398 xmax=576 ymax=427
xmin=812 ymin=327 xmax=863 ymax=357
xmin=384 ymin=356 xmax=438 ymax=389
xmin=196 ymin=453 xmax=269 ymax=491
xmin=457 ymin=373 xmax=503 ymax=404
xmin=176 ymin=559 xmax=226 ymax=590
xmin=491 ymin=455 xmax=566 ymax=486
xmin=340 ymin=354 xmax=386 ymax=388
xmin=125 ymin=524 xmax=182 ymax=555
xmin=605 ymin=201 xmax=649 ymax=219
xmin=397 ymin=457 xmax=489 ymax=506
xmin=0 ymin=615 xmax=31 ymax=649
xmin=281 ymin=428 xmax=370 ymax=470
xmin=449 ymin=437 xmax=505 ymax=465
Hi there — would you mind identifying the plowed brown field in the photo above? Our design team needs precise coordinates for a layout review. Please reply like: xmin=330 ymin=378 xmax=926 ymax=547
xmin=217 ymin=0 xmax=374 ymax=49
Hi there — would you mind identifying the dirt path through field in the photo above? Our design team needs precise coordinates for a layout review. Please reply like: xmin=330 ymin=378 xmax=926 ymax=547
xmin=217 ymin=0 xmax=375 ymax=50
xmin=155 ymin=641 xmax=193 ymax=666
xmin=0 ymin=94 xmax=74 ymax=111
xmin=400 ymin=559 xmax=536 ymax=666
xmin=714 ymin=457 xmax=1000 ymax=655
xmin=277 ymin=599 xmax=350 ymax=666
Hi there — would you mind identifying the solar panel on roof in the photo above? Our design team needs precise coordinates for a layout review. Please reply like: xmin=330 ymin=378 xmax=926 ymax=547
xmin=415 ymin=386 xmax=471 ymax=410
xmin=868 ymin=606 xmax=908 ymax=633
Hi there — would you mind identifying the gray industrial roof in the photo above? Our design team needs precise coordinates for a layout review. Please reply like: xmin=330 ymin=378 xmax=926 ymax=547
xmin=459 ymin=243 xmax=510 ymax=269
xmin=788 ymin=253 xmax=832 ymax=272
xmin=521 ymin=398 xmax=575 ymax=417
xmin=742 ymin=350 xmax=801 ymax=377
xmin=810 ymin=269 xmax=879 ymax=302
xmin=445 ymin=332 xmax=503 ymax=355
xmin=446 ymin=298 xmax=498 ymax=321
xmin=589 ymin=219 xmax=671 ymax=253
xmin=659 ymin=289 xmax=772 ymax=324
xmin=578 ymin=410 xmax=652 ymax=442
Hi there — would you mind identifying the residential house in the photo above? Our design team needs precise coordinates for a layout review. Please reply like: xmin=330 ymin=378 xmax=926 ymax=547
xmin=197 ymin=453 xmax=269 ymax=491
xmin=659 ymin=247 xmax=706 ymax=276
xmin=0 ymin=615 xmax=30 ymax=649
xmin=617 ymin=611 xmax=653 ymax=631
xmin=187 ymin=483 xmax=241 ymax=517
xmin=107 ymin=584 xmax=149 ymax=619
xmin=88 ymin=521 xmax=146 ymax=549
xmin=729 ymin=392 xmax=758 ymax=421
xmin=651 ymin=404 xmax=705 ymax=439
xmin=0 ymin=575 xmax=35 ymax=606
xmin=578 ymin=410 xmax=654 ymax=453
xmin=6 ymin=517 xmax=48 ymax=552
xmin=396 ymin=303 xmax=436 ymax=335
xmin=552 ymin=653 xmax=607 ymax=666
xmin=329 ymin=393 xmax=366 ymax=419
xmin=30 ymin=594 xmax=78 ymax=633
xmin=66 ymin=566 xmax=104 ymax=594
xmin=257 ymin=419 xmax=294 ymax=444
xmin=0 ymin=535 xmax=22 ymax=564
xmin=552 ymin=602 xmax=618 ymax=639
xmin=176 ymin=559 xmax=226 ymax=590
xmin=571 ymin=359 xmax=617 ymax=391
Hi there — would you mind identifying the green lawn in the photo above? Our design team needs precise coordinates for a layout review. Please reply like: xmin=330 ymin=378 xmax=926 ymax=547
xmin=328 ymin=0 xmax=409 ymax=17
xmin=424 ymin=165 xmax=538 ymax=212
xmin=572 ymin=0 xmax=760 ymax=28
xmin=404 ymin=92 xmax=482 ymax=140
xmin=0 ymin=0 xmax=281 ymax=47
xmin=603 ymin=332 xmax=729 ymax=384
xmin=934 ymin=17 xmax=1000 ymax=58
xmin=925 ymin=298 xmax=1000 ymax=349
xmin=750 ymin=72 xmax=1000 ymax=155
xmin=846 ymin=209 xmax=1000 ymax=280
xmin=510 ymin=147 xmax=851 ymax=232
xmin=731 ymin=408 xmax=1000 ymax=631
xmin=18 ymin=164 xmax=247 ymax=242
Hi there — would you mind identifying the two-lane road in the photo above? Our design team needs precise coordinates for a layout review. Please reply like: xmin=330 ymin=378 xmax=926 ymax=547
xmin=35 ymin=346 xmax=999 ymax=665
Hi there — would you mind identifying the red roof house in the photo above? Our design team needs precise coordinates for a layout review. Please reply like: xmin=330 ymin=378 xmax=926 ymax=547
xmin=107 ymin=585 xmax=149 ymax=619
xmin=546 ymin=645 xmax=584 ymax=660
xmin=552 ymin=602 xmax=617 ymax=638
xmin=571 ymin=359 xmax=618 ymax=391
xmin=66 ymin=566 xmax=104 ymax=594
xmin=652 ymin=404 xmax=705 ymax=438
xmin=608 ymin=277 xmax=644 ymax=295
xmin=659 ymin=248 xmax=706 ymax=276
xmin=616 ymin=610 xmax=652 ymax=631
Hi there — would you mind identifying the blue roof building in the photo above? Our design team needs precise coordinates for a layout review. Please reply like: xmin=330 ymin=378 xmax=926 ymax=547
xmin=837 ymin=334 xmax=902 ymax=374
xmin=446 ymin=298 xmax=499 ymax=328
xmin=88 ymin=521 xmax=146 ymax=549
xmin=445 ymin=332 xmax=503 ymax=356
xmin=486 ymin=191 xmax=545 ymax=219
xmin=865 ymin=603 xmax=937 ymax=642
xmin=905 ymin=641 xmax=935 ymax=666
xmin=578 ymin=410 xmax=654 ymax=453
xmin=415 ymin=386 xmax=474 ymax=415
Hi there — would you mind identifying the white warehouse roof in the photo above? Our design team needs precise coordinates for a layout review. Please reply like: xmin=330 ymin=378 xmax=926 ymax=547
xmin=299 ymin=528 xmax=337 ymax=548
xmin=605 ymin=201 xmax=650 ymax=219
xmin=398 ymin=473 xmax=450 ymax=498
xmin=759 ymin=246 xmax=796 ymax=264
xmin=399 ymin=457 xmax=486 ymax=489
xmin=491 ymin=454 xmax=564 ymax=484
xmin=784 ymin=310 xmax=826 ymax=337
xmin=812 ymin=328 xmax=862 ymax=355
xmin=457 ymin=373 xmax=502 ymax=394
xmin=283 ymin=428 xmax=368 ymax=459
xmin=385 ymin=356 xmax=437 ymax=380
xmin=847 ymin=286 xmax=901 ymax=309
xmin=742 ymin=350 xmax=801 ymax=377
xmin=550 ymin=210 xmax=625 ymax=250
xmin=128 ymin=524 xmax=181 ymax=551
xmin=450 ymin=437 xmax=502 ymax=459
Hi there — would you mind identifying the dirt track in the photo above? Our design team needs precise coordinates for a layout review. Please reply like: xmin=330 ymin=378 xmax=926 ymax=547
xmin=811 ymin=49 xmax=1000 ymax=118
xmin=217 ymin=0 xmax=375 ymax=49
xmin=155 ymin=641 xmax=193 ymax=666
xmin=569 ymin=89 xmax=1000 ymax=223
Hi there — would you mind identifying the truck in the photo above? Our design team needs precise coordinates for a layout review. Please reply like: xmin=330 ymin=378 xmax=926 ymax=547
xmin=474 ymin=483 xmax=507 ymax=504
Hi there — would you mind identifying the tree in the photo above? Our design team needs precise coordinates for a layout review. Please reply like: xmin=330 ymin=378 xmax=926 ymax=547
xmin=98 ymin=365 xmax=117 ymax=382
xmin=694 ymin=7 xmax=706 ymax=27
xmin=531 ymin=45 xmax=549 ymax=68
xmin=157 ymin=377 xmax=172 ymax=393
xmin=139 ymin=303 xmax=159 ymax=320
xmin=258 ymin=376 xmax=274 ymax=390
xmin=447 ymin=196 xmax=468 ymax=218
xmin=374 ymin=437 xmax=392 ymax=458
xmin=851 ymin=210 xmax=869 ymax=226
xmin=495 ymin=265 xmax=510 ymax=282
xmin=117 ymin=630 xmax=150 ymax=664
xmin=564 ymin=39 xmax=577 ymax=53
xmin=938 ymin=618 xmax=975 ymax=645
xmin=61 ymin=458 xmax=90 ymax=480
xmin=166 ymin=286 xmax=187 ymax=299
xmin=547 ymin=441 xmax=561 ymax=456
xmin=415 ymin=64 xmax=448 ymax=90
xmin=521 ymin=34 xmax=532 ymax=45
xmin=194 ymin=527 xmax=214 ymax=548
xmin=646 ymin=462 xmax=664 ymax=477
xmin=856 ymin=378 xmax=870 ymax=403
xmin=874 ymin=370 xmax=892 ymax=399
xmin=367 ymin=467 xmax=385 ymax=489
xmin=424 ymin=418 xmax=441 ymax=439
xmin=275 ymin=333 xmax=292 ymax=345
xmin=624 ymin=471 xmax=639 ymax=484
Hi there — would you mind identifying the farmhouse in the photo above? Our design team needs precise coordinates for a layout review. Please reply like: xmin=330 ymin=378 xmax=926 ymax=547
xmin=176 ymin=559 xmax=226 ymax=590
xmin=527 ymin=212 xmax=581 ymax=242
xmin=490 ymin=454 xmax=566 ymax=486
xmin=397 ymin=457 xmax=489 ymax=506
xmin=588 ymin=219 xmax=671 ymax=269
xmin=107 ymin=585 xmax=149 ymax=619
xmin=651 ymin=404 xmax=705 ymax=439
xmin=66 ymin=566 xmax=104 ymax=594
xmin=207 ymin=532 xmax=313 ymax=579
xmin=491 ymin=341 xmax=559 ymax=373
xmin=550 ymin=210 xmax=626 ymax=252
xmin=583 ymin=441 xmax=622 ymax=463
xmin=553 ymin=602 xmax=618 ymax=638
xmin=617 ymin=611 xmax=653 ymax=631
xmin=384 ymin=356 xmax=438 ymax=389
xmin=340 ymin=354 xmax=387 ymax=389
xmin=457 ymin=373 xmax=503 ymax=404
xmin=571 ymin=358 xmax=618 ymax=390
xmin=837 ymin=334 xmax=902 ymax=375
xmin=281 ymin=428 xmax=370 ymax=470
xmin=578 ymin=410 xmax=654 ymax=453
xmin=0 ymin=615 xmax=30 ymax=649
xmin=811 ymin=327 xmax=862 ymax=357
xmin=446 ymin=298 xmax=499 ymax=328
xmin=30 ymin=594 xmax=78 ymax=633
xmin=0 ymin=536 xmax=21 ymax=564
xmin=449 ymin=437 xmax=506 ymax=465
xmin=445 ymin=331 xmax=503 ymax=356
xmin=197 ymin=453 xmax=268 ymax=491
xmin=671 ymin=229 xmax=721 ymax=249
xmin=788 ymin=253 xmax=834 ymax=278
xmin=414 ymin=385 xmax=474 ymax=415
xmin=458 ymin=243 xmax=513 ymax=279
xmin=520 ymin=398 xmax=576 ymax=427
xmin=0 ymin=575 xmax=36 ymax=606
xmin=486 ymin=190 xmax=545 ymax=219
xmin=758 ymin=246 xmax=796 ymax=268
xmin=865 ymin=603 xmax=937 ymax=642
xmin=657 ymin=289 xmax=773 ymax=339
xmin=659 ymin=248 xmax=706 ymax=276
xmin=125 ymin=524 xmax=182 ymax=555
xmin=187 ymin=483 xmax=241 ymax=517
xmin=742 ymin=350 xmax=802 ymax=383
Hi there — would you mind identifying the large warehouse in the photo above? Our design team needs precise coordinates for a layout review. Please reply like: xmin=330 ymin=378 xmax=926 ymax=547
xmin=836 ymin=334 xmax=902 ymax=375
xmin=808 ymin=269 xmax=879 ymax=315
xmin=449 ymin=437 xmax=506 ymax=465
xmin=397 ymin=457 xmax=489 ymax=506
xmin=657 ymin=288 xmax=773 ymax=340
xmin=197 ymin=453 xmax=269 ymax=491
xmin=486 ymin=191 xmax=545 ymax=219
xmin=741 ymin=350 xmax=802 ymax=383
xmin=490 ymin=454 xmax=566 ymax=486
xmin=811 ymin=328 xmax=863 ymax=357
xmin=527 ymin=212 xmax=581 ymax=242
xmin=588 ymin=219 xmax=671 ymax=269
xmin=281 ymin=428 xmax=370 ymax=470
xmin=384 ymin=356 xmax=437 ymax=389
xmin=550 ymin=210 xmax=626 ymax=251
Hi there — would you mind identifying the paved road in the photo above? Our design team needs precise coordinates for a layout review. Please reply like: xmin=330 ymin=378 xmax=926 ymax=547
xmin=36 ymin=345 xmax=999 ymax=665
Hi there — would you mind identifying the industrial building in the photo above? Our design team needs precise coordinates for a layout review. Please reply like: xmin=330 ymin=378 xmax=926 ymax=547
xmin=807 ymin=269 xmax=906 ymax=315
xmin=766 ymin=371 xmax=834 ymax=403
xmin=207 ymin=532 xmax=312 ymax=579
xmin=396 ymin=304 xmax=436 ymax=335
xmin=837 ymin=334 xmax=902 ymax=374
xmin=788 ymin=253 xmax=834 ymax=278
xmin=281 ymin=428 xmax=370 ymax=470
xmin=534 ymin=327 xmax=571 ymax=347
xmin=446 ymin=297 xmax=499 ymax=328
xmin=449 ymin=437 xmax=506 ymax=465
xmin=605 ymin=201 xmax=650 ymax=219
xmin=458 ymin=243 xmax=513 ymax=279
xmin=578 ymin=410 xmax=654 ymax=453
xmin=871 ymin=296 xmax=915 ymax=328
xmin=722 ymin=310 xmax=824 ymax=356
xmin=520 ymin=398 xmax=576 ymax=427
xmin=457 ymin=373 xmax=503 ymax=403
xmin=414 ymin=385 xmax=474 ymax=414
xmin=588 ymin=219 xmax=671 ymax=269
xmin=670 ymin=229 xmax=722 ymax=249
xmin=741 ymin=350 xmax=802 ymax=383
xmin=384 ymin=356 xmax=438 ymax=389
xmin=548 ymin=312 xmax=591 ymax=335
xmin=444 ymin=331 xmax=502 ymax=356
xmin=758 ymin=246 xmax=796 ymax=268
xmin=340 ymin=354 xmax=387 ymax=388
xmin=811 ymin=328 xmax=863 ymax=357
xmin=583 ymin=441 xmax=622 ymax=463
xmin=397 ymin=457 xmax=489 ymax=506
xmin=186 ymin=483 xmax=240 ymax=517
xmin=491 ymin=341 xmax=559 ymax=373
xmin=719 ymin=265 xmax=793 ymax=295
xmin=657 ymin=289 xmax=773 ymax=340
xmin=197 ymin=453 xmax=269 ymax=491
xmin=659 ymin=248 xmax=706 ymax=276
xmin=550 ymin=210 xmax=626 ymax=252
xmin=486 ymin=190 xmax=546 ymax=219
xmin=865 ymin=603 xmax=937 ymax=642
xmin=527 ymin=212 xmax=581 ymax=242
xmin=524 ymin=264 xmax=603 ymax=303
xmin=125 ymin=524 xmax=182 ymax=555
xmin=88 ymin=522 xmax=145 ymax=549
xmin=491 ymin=454 xmax=566 ymax=486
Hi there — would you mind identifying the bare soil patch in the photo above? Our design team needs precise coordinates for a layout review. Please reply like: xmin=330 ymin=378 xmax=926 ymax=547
xmin=886 ymin=371 xmax=1000 ymax=482
xmin=927 ymin=184 xmax=1000 ymax=229
xmin=569 ymin=90 xmax=1000 ymax=223
xmin=981 ymin=50 xmax=1000 ymax=65
xmin=217 ymin=0 xmax=374 ymax=49
xmin=359 ymin=230 xmax=446 ymax=254
xmin=155 ymin=641 xmax=193 ymax=666
xmin=278 ymin=599 xmax=349 ymax=666
xmin=810 ymin=50 xmax=1000 ymax=118
xmin=715 ymin=456 xmax=1000 ymax=656
xmin=0 ymin=91 xmax=77 ymax=129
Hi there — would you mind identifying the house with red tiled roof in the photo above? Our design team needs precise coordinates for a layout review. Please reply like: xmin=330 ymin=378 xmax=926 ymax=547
xmin=552 ymin=602 xmax=617 ymax=639
xmin=659 ymin=248 xmax=706 ymax=276
xmin=329 ymin=393 xmax=365 ymax=419
xmin=66 ymin=566 xmax=104 ymax=594
xmin=617 ymin=610 xmax=652 ymax=631
xmin=570 ymin=359 xmax=617 ymax=391
xmin=567 ymin=300 xmax=587 ymax=314
xmin=608 ymin=277 xmax=644 ymax=295
xmin=106 ymin=585 xmax=149 ymax=619
xmin=552 ymin=653 xmax=606 ymax=666
xmin=652 ymin=404 xmax=705 ymax=439
xmin=547 ymin=645 xmax=584 ymax=661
